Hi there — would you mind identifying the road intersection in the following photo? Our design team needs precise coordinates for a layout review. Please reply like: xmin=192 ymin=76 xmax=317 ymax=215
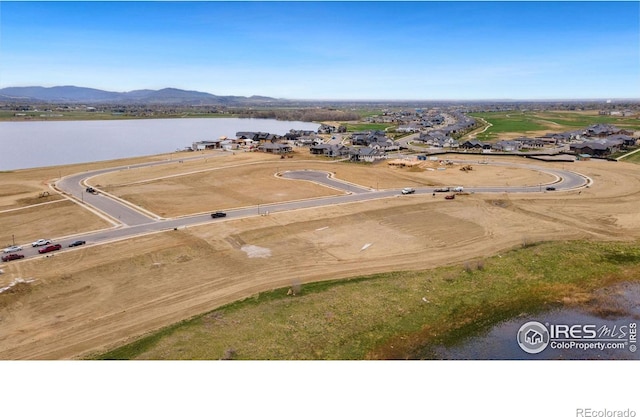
xmin=5 ymin=156 xmax=591 ymax=261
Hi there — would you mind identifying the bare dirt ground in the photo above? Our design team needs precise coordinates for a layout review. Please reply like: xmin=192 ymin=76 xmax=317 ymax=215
xmin=91 ymin=151 xmax=556 ymax=217
xmin=0 ymin=200 xmax=112 ymax=245
xmin=1 ymin=154 xmax=640 ymax=359
xmin=0 ymin=153 xmax=179 ymax=247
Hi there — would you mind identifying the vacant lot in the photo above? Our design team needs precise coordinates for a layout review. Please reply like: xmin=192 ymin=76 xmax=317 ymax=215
xmin=0 ymin=200 xmax=111 ymax=246
xmin=1 ymin=155 xmax=639 ymax=359
xmin=99 ymin=240 xmax=640 ymax=360
xmin=91 ymin=152 xmax=555 ymax=217
xmin=0 ymin=152 xmax=180 ymax=210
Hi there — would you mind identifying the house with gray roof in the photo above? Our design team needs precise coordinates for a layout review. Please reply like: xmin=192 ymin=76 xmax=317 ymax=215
xmin=192 ymin=139 xmax=221 ymax=150
xmin=460 ymin=140 xmax=491 ymax=150
xmin=514 ymin=138 xmax=545 ymax=149
xmin=349 ymin=147 xmax=383 ymax=163
xmin=351 ymin=130 xmax=388 ymax=146
xmin=569 ymin=140 xmax=621 ymax=157
xmin=309 ymin=143 xmax=349 ymax=157
xmin=492 ymin=140 xmax=522 ymax=152
xmin=258 ymin=143 xmax=292 ymax=154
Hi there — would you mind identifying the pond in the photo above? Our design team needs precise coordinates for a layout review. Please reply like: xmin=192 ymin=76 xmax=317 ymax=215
xmin=429 ymin=282 xmax=640 ymax=360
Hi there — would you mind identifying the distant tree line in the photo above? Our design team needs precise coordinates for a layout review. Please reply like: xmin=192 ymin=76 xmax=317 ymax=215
xmin=233 ymin=108 xmax=360 ymax=122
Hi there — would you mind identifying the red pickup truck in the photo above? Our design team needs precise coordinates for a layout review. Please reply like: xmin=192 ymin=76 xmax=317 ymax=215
xmin=2 ymin=253 xmax=25 ymax=262
xmin=39 ymin=244 xmax=62 ymax=254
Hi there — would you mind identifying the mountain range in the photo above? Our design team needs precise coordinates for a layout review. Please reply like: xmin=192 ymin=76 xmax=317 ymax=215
xmin=0 ymin=86 xmax=280 ymax=105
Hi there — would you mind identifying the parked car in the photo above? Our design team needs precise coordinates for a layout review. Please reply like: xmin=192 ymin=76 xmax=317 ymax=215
xmin=211 ymin=211 xmax=227 ymax=218
xmin=546 ymin=186 xmax=556 ymax=191
xmin=68 ymin=240 xmax=86 ymax=247
xmin=32 ymin=239 xmax=52 ymax=247
xmin=86 ymin=187 xmax=98 ymax=194
xmin=3 ymin=245 xmax=23 ymax=253
xmin=2 ymin=253 xmax=25 ymax=262
xmin=38 ymin=244 xmax=62 ymax=254
xmin=401 ymin=187 xmax=415 ymax=195
xmin=445 ymin=194 xmax=456 ymax=200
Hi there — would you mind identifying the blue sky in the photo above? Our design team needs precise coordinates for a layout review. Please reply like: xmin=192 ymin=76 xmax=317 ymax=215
xmin=0 ymin=1 xmax=638 ymax=100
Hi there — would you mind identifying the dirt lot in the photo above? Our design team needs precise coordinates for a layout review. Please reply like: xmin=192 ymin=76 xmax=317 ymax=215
xmin=1 ymin=154 xmax=640 ymax=359
xmin=90 ymin=151 xmax=556 ymax=217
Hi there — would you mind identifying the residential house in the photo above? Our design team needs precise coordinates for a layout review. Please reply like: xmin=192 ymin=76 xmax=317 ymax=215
xmin=460 ymin=140 xmax=491 ymax=150
xmin=583 ymin=124 xmax=633 ymax=138
xmin=514 ymin=138 xmax=545 ymax=149
xmin=369 ymin=137 xmax=398 ymax=152
xmin=309 ymin=144 xmax=349 ymax=157
xmin=605 ymin=134 xmax=637 ymax=148
xmin=569 ymin=139 xmax=622 ymax=157
xmin=258 ymin=143 xmax=292 ymax=154
xmin=349 ymin=147 xmax=383 ymax=163
xmin=351 ymin=130 xmax=388 ymax=146
xmin=236 ymin=131 xmax=281 ymax=143
xmin=192 ymin=140 xmax=221 ymax=150
xmin=397 ymin=123 xmax=421 ymax=133
xmin=492 ymin=140 xmax=522 ymax=152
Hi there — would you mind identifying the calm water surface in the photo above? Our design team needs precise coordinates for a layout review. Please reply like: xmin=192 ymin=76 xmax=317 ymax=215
xmin=430 ymin=282 xmax=640 ymax=360
xmin=0 ymin=118 xmax=319 ymax=170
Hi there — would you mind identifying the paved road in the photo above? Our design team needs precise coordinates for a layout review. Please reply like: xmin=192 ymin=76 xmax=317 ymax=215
xmin=3 ymin=158 xmax=590 ymax=262
xmin=280 ymin=170 xmax=372 ymax=194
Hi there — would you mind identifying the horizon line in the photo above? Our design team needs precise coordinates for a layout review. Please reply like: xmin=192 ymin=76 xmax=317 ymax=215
xmin=1 ymin=85 xmax=639 ymax=103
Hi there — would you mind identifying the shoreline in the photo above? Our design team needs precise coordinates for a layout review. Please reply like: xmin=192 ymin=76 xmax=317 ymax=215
xmin=0 ymin=117 xmax=321 ymax=171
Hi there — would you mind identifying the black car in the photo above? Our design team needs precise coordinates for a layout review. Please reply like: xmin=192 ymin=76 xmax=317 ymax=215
xmin=211 ymin=211 xmax=227 ymax=218
xmin=546 ymin=186 xmax=556 ymax=191
xmin=69 ymin=240 xmax=86 ymax=247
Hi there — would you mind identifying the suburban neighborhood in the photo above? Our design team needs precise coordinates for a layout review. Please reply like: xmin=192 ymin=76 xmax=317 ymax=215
xmin=190 ymin=110 xmax=638 ymax=162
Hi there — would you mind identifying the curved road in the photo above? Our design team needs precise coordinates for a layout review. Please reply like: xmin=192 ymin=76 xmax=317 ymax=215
xmin=6 ymin=158 xmax=591 ymax=261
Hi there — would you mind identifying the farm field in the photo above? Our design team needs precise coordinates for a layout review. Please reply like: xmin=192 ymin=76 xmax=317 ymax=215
xmin=470 ymin=110 xmax=640 ymax=141
xmin=1 ymin=152 xmax=640 ymax=359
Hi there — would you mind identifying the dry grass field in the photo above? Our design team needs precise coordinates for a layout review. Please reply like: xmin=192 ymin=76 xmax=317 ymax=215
xmin=0 ymin=200 xmax=112 ymax=245
xmin=1 ymin=150 xmax=640 ymax=359
xmin=0 ymin=152 xmax=177 ymax=209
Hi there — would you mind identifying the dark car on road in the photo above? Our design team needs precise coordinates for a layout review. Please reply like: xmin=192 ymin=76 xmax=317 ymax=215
xmin=68 ymin=240 xmax=86 ymax=247
xmin=2 ymin=253 xmax=25 ymax=262
xmin=546 ymin=186 xmax=556 ymax=191
xmin=39 ymin=244 xmax=62 ymax=254
xmin=211 ymin=212 xmax=227 ymax=218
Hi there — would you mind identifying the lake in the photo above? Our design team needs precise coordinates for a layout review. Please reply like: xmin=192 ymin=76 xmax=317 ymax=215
xmin=0 ymin=118 xmax=320 ymax=170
